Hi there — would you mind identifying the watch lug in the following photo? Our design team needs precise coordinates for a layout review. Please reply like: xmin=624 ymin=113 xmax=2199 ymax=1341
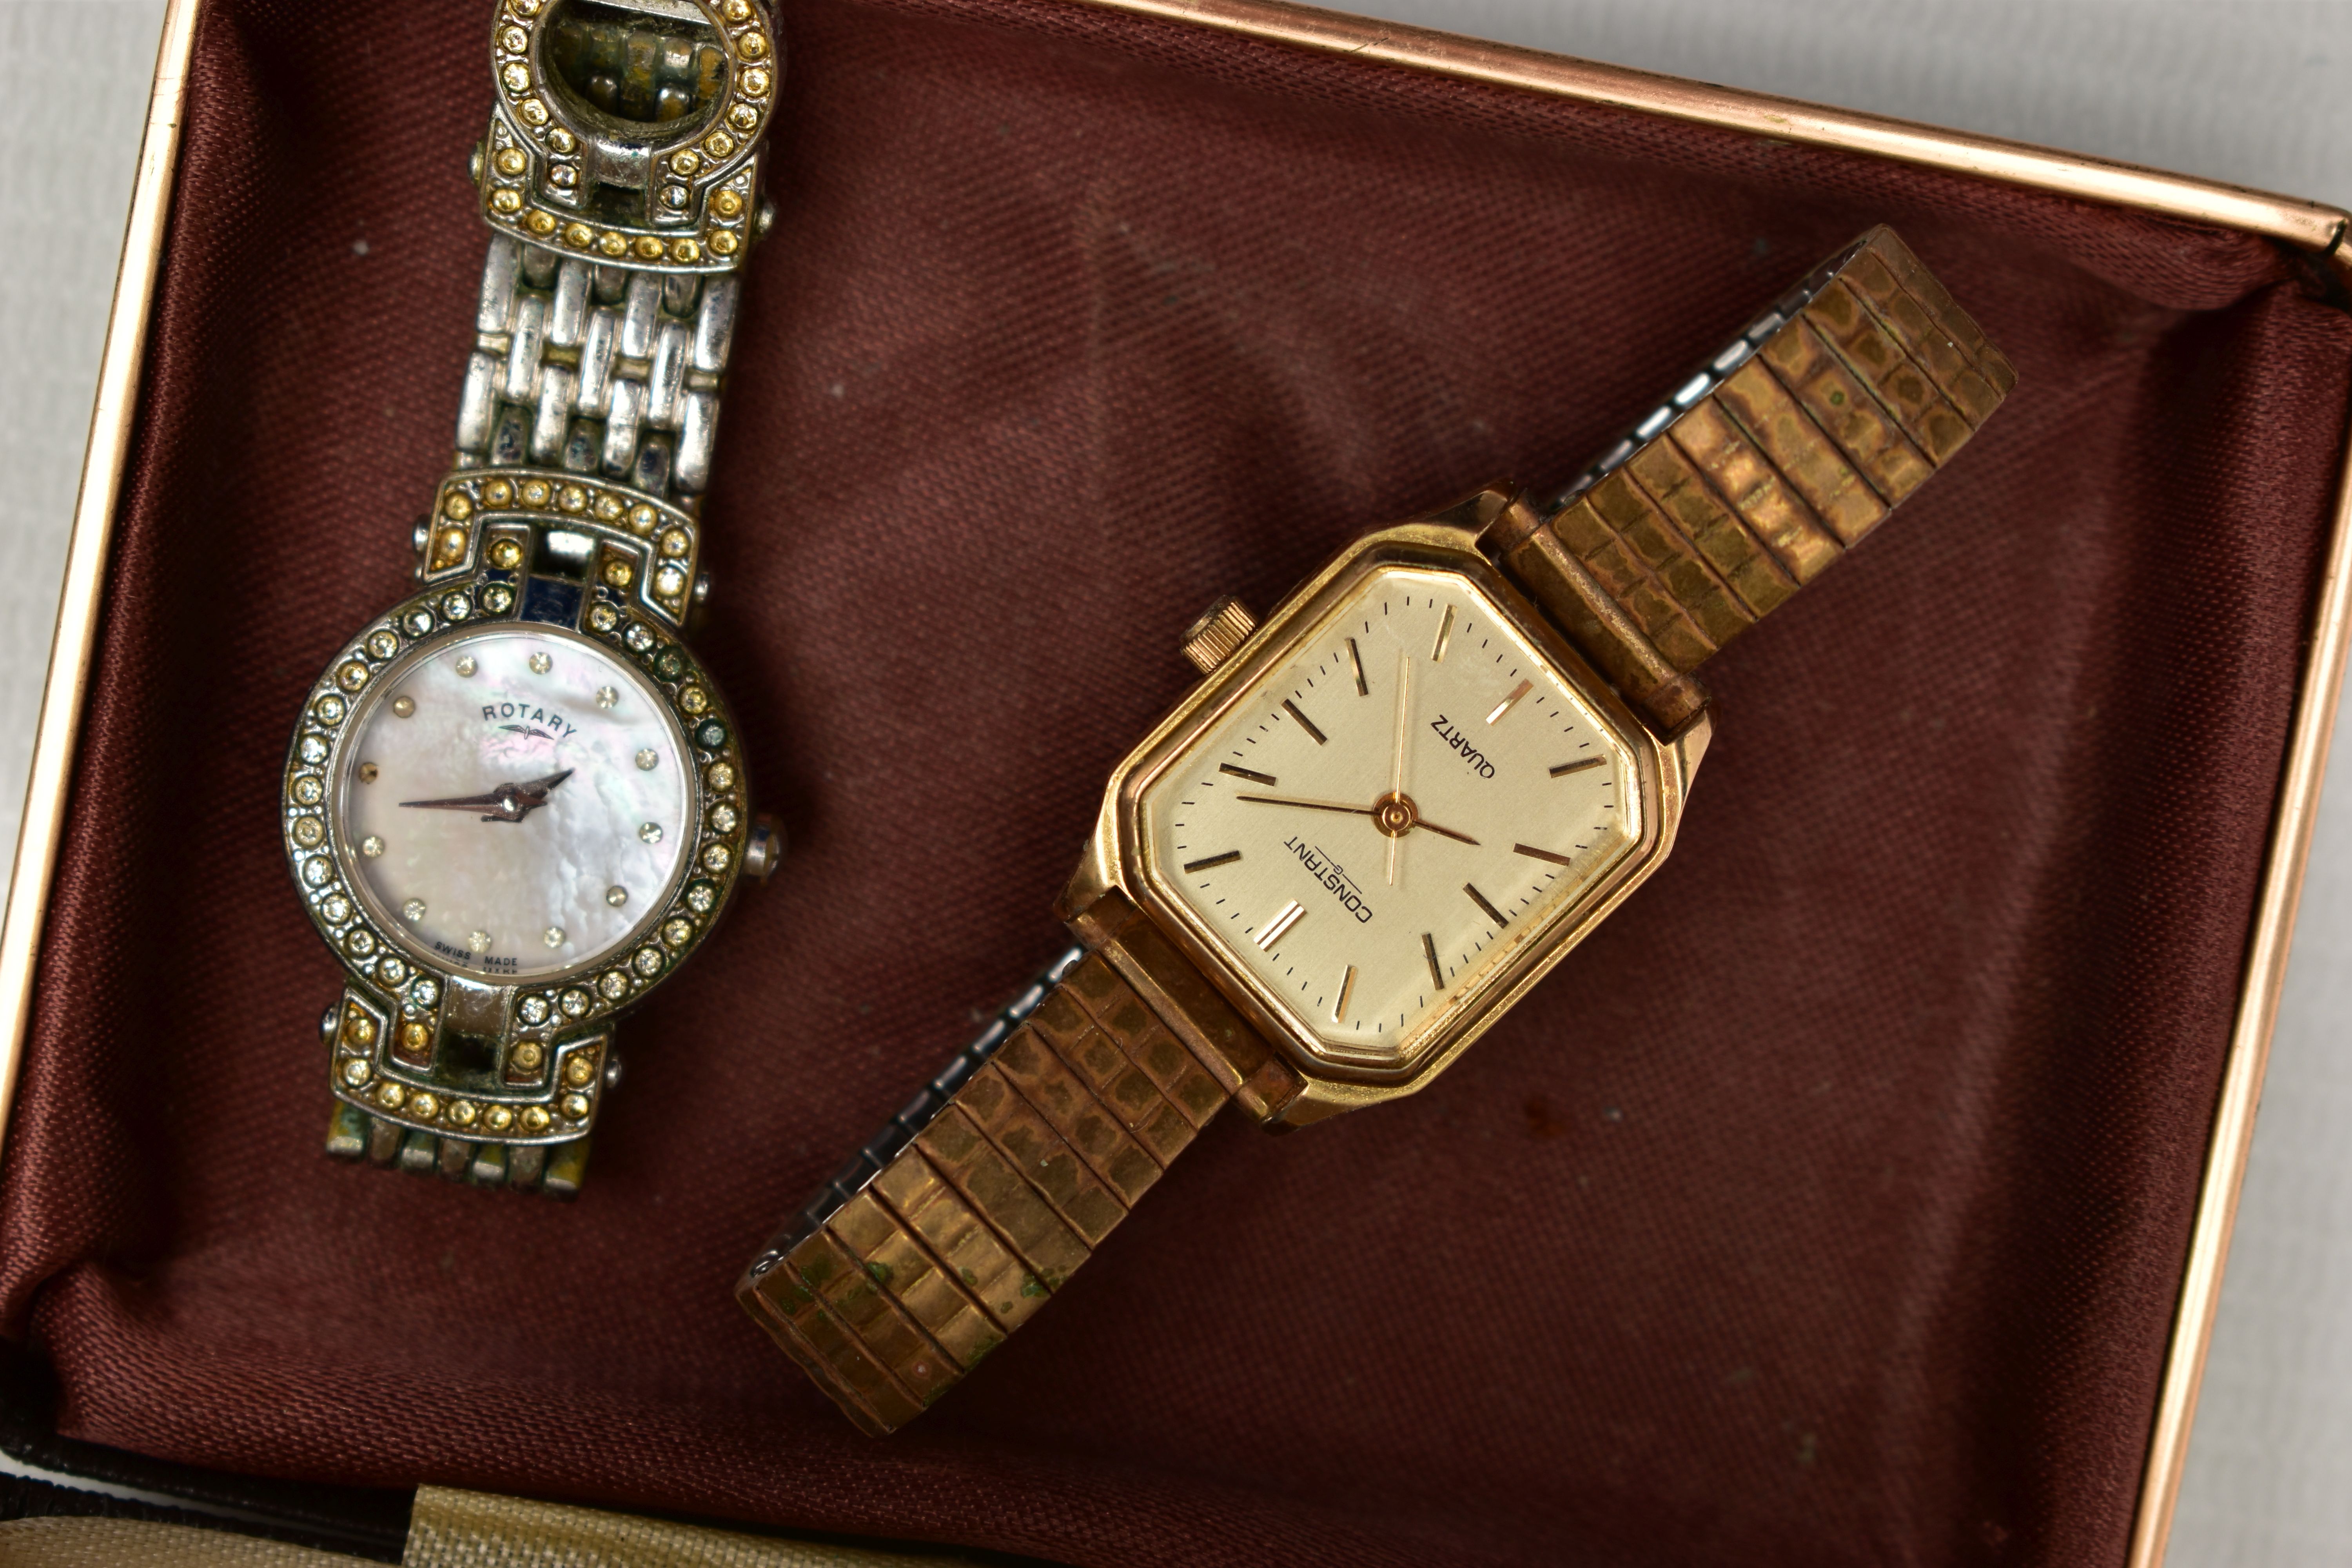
xmin=1264 ymin=1089 xmax=1356 ymax=1129
xmin=440 ymin=973 xmax=510 ymax=1042
xmin=1673 ymin=704 xmax=1713 ymax=786
xmin=1054 ymin=784 xmax=1124 ymax=925
xmin=1418 ymin=481 xmax=1519 ymax=536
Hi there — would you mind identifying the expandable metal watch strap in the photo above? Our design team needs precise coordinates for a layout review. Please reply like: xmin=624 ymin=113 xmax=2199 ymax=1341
xmin=742 ymin=225 xmax=2014 ymax=1433
xmin=764 ymin=946 xmax=1092 ymax=1252
xmin=1485 ymin=224 xmax=2015 ymax=733
xmin=736 ymin=893 xmax=1305 ymax=1435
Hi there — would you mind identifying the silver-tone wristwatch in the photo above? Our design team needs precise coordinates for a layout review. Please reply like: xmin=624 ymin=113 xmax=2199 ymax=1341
xmin=281 ymin=0 xmax=786 ymax=1197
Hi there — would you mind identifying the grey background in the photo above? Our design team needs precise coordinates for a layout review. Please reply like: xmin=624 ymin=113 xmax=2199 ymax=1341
xmin=3 ymin=0 xmax=2348 ymax=1559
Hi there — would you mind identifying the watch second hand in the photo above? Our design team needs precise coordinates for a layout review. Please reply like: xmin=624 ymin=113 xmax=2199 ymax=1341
xmin=1387 ymin=649 xmax=1409 ymax=887
xmin=1234 ymin=793 xmax=1481 ymax=846
xmin=1236 ymin=794 xmax=1373 ymax=818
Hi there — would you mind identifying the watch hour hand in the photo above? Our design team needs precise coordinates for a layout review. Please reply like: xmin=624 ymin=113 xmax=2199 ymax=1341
xmin=514 ymin=768 xmax=575 ymax=800
xmin=1235 ymin=792 xmax=1480 ymax=847
xmin=399 ymin=768 xmax=572 ymax=824
xmin=503 ymin=768 xmax=574 ymax=824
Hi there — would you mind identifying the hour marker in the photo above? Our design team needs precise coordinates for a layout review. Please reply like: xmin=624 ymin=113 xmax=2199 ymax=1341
xmin=359 ymin=835 xmax=385 ymax=858
xmin=1422 ymin=932 xmax=1444 ymax=990
xmin=358 ymin=762 xmax=380 ymax=784
xmin=1254 ymin=900 xmax=1306 ymax=951
xmin=597 ymin=686 xmax=619 ymax=709
xmin=1431 ymin=604 xmax=1456 ymax=662
xmin=1550 ymin=757 xmax=1604 ymax=777
xmin=639 ymin=822 xmax=663 ymax=844
xmin=466 ymin=930 xmax=492 ymax=954
xmin=1514 ymin=843 xmax=1577 ymax=867
xmin=402 ymin=898 xmax=426 ymax=922
xmin=605 ymin=885 xmax=629 ymax=907
xmin=390 ymin=696 xmax=416 ymax=719
xmin=454 ymin=655 xmax=478 ymax=677
xmin=1485 ymin=679 xmax=1532 ymax=724
xmin=543 ymin=926 xmax=566 ymax=948
xmin=635 ymin=748 xmax=659 ymax=770
xmin=1219 ymin=764 xmax=1277 ymax=786
xmin=1345 ymin=637 xmax=1368 ymax=695
xmin=1464 ymin=882 xmax=1507 ymax=927
xmin=1183 ymin=850 xmax=1243 ymax=873
xmin=1331 ymin=964 xmax=1356 ymax=1024
xmin=1281 ymin=699 xmax=1327 ymax=745
xmin=528 ymin=652 xmax=553 ymax=673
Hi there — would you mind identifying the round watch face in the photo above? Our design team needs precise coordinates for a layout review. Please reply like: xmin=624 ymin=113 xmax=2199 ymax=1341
xmin=333 ymin=624 xmax=693 ymax=981
xmin=1140 ymin=565 xmax=1643 ymax=1071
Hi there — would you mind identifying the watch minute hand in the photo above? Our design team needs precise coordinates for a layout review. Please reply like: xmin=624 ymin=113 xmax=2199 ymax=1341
xmin=398 ymin=789 xmax=517 ymax=813
xmin=501 ymin=768 xmax=574 ymax=825
xmin=398 ymin=769 xmax=572 ymax=820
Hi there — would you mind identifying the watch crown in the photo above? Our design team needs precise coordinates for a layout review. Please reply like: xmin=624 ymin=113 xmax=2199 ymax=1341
xmin=742 ymin=813 xmax=786 ymax=882
xmin=1180 ymin=595 xmax=1258 ymax=676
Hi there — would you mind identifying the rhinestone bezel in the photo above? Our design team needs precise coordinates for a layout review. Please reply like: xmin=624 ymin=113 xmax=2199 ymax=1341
xmin=287 ymin=540 xmax=755 ymax=1146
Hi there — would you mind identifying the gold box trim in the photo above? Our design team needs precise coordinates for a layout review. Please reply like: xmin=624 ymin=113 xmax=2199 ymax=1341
xmin=4 ymin=1 xmax=2346 ymax=1563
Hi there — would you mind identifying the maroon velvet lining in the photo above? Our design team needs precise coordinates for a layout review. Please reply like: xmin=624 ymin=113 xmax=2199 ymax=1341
xmin=3 ymin=0 xmax=2347 ymax=1562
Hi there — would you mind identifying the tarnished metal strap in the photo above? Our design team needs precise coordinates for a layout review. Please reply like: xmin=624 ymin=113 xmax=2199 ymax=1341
xmin=736 ymin=893 xmax=1306 ymax=1435
xmin=452 ymin=235 xmax=740 ymax=507
xmin=1487 ymin=224 xmax=2015 ymax=731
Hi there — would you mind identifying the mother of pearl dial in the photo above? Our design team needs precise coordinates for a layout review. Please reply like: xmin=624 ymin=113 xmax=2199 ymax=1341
xmin=1142 ymin=566 xmax=1642 ymax=1070
xmin=334 ymin=625 xmax=693 ymax=980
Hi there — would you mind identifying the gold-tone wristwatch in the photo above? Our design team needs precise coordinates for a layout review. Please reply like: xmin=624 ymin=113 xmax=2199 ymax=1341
xmin=737 ymin=227 xmax=2013 ymax=1429
xmin=281 ymin=0 xmax=784 ymax=1196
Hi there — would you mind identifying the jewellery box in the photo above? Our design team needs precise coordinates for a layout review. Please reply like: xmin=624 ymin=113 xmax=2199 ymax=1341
xmin=3 ymin=0 xmax=2347 ymax=1562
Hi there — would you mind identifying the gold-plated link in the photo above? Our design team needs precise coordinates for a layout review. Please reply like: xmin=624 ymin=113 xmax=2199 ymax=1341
xmin=1495 ymin=225 xmax=2013 ymax=730
xmin=957 ymin=1059 xmax=1131 ymax=1244
xmin=828 ymin=1189 xmax=1001 ymax=1370
xmin=872 ymin=1148 xmax=1042 ymax=1334
xmin=915 ymin=1103 xmax=1092 ymax=1289
xmin=993 ymin=1025 xmax=1165 ymax=1202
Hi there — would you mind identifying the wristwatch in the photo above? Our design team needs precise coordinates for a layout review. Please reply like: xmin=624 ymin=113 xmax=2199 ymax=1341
xmin=281 ymin=0 xmax=786 ymax=1197
xmin=736 ymin=226 xmax=2013 ymax=1429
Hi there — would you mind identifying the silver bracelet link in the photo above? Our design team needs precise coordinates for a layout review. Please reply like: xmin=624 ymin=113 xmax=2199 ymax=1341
xmin=454 ymin=236 xmax=740 ymax=507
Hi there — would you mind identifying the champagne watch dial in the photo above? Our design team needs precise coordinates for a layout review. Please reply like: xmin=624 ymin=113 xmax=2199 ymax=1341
xmin=333 ymin=624 xmax=693 ymax=980
xmin=1142 ymin=565 xmax=1642 ymax=1070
